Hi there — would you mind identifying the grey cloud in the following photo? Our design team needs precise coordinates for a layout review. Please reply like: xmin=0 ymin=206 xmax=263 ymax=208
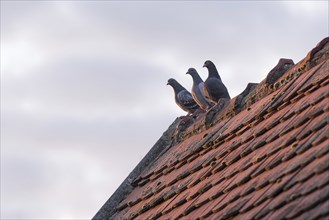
xmin=3 ymin=57 xmax=172 ymax=115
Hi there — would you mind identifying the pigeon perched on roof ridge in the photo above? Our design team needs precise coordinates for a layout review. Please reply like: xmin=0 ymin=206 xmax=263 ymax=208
xmin=203 ymin=60 xmax=230 ymax=104
xmin=167 ymin=78 xmax=200 ymax=115
xmin=186 ymin=68 xmax=213 ymax=110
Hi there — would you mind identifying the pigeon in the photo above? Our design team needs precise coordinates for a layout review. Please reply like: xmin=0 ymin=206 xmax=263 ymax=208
xmin=186 ymin=68 xmax=213 ymax=110
xmin=167 ymin=78 xmax=200 ymax=114
xmin=203 ymin=60 xmax=230 ymax=104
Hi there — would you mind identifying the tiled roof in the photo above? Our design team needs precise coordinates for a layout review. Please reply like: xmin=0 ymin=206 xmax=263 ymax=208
xmin=94 ymin=37 xmax=329 ymax=220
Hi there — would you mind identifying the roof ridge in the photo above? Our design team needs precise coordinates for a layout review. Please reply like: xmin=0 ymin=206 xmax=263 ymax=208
xmin=172 ymin=37 xmax=329 ymax=145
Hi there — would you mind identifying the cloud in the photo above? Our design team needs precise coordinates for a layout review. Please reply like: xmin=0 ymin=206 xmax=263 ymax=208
xmin=281 ymin=0 xmax=329 ymax=17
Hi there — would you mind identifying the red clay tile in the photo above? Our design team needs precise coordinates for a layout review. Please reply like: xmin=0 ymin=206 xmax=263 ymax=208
xmin=144 ymin=192 xmax=177 ymax=219
xmin=266 ymin=170 xmax=299 ymax=198
xmin=186 ymin=166 xmax=213 ymax=189
xmin=315 ymin=140 xmax=329 ymax=159
xmin=266 ymin=184 xmax=329 ymax=220
xmin=234 ymin=198 xmax=272 ymax=220
xmin=298 ymin=170 xmax=329 ymax=195
xmin=263 ymin=194 xmax=306 ymax=219
xmin=284 ymin=152 xmax=329 ymax=190
xmin=296 ymin=126 xmax=328 ymax=156
xmin=250 ymin=153 xmax=279 ymax=180
xmin=266 ymin=181 xmax=301 ymax=212
xmin=296 ymin=199 xmax=329 ymax=220
xmin=208 ymin=193 xmax=253 ymax=220
xmin=168 ymin=196 xmax=199 ymax=219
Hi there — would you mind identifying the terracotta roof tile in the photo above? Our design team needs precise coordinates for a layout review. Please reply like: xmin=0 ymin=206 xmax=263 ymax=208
xmin=235 ymin=194 xmax=273 ymax=220
xmin=93 ymin=37 xmax=329 ymax=220
xmin=296 ymin=198 xmax=329 ymax=220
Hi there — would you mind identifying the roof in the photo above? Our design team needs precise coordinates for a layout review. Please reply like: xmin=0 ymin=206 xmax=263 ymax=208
xmin=93 ymin=37 xmax=329 ymax=220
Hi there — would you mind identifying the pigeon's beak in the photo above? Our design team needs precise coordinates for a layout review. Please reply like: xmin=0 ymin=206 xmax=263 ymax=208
xmin=186 ymin=71 xmax=190 ymax=75
xmin=203 ymin=63 xmax=206 ymax=68
xmin=166 ymin=82 xmax=169 ymax=85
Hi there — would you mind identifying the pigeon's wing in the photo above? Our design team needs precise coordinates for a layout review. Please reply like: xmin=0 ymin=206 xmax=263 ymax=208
xmin=177 ymin=90 xmax=198 ymax=109
xmin=198 ymin=82 xmax=214 ymax=106
xmin=198 ymin=83 xmax=208 ymax=100
xmin=202 ymin=82 xmax=211 ymax=100
xmin=214 ymin=80 xmax=230 ymax=99
xmin=191 ymin=89 xmax=200 ymax=106
xmin=191 ymin=83 xmax=210 ymax=109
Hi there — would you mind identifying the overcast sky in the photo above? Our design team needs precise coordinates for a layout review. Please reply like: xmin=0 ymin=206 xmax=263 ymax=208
xmin=1 ymin=1 xmax=328 ymax=219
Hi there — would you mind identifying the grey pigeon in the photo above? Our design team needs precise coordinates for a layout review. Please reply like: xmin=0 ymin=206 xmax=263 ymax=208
xmin=167 ymin=78 xmax=200 ymax=114
xmin=203 ymin=60 xmax=230 ymax=104
xmin=186 ymin=68 xmax=213 ymax=110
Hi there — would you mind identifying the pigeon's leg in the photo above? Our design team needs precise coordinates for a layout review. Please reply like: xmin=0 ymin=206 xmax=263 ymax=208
xmin=206 ymin=104 xmax=215 ymax=112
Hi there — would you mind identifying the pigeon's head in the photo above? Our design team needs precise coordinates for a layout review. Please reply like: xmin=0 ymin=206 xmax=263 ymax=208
xmin=203 ymin=60 xmax=219 ymax=77
xmin=167 ymin=78 xmax=177 ymax=86
xmin=186 ymin=68 xmax=197 ymax=75
xmin=203 ymin=60 xmax=214 ymax=68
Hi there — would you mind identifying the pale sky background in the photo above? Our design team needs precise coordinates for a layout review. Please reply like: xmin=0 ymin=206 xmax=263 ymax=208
xmin=1 ymin=1 xmax=328 ymax=219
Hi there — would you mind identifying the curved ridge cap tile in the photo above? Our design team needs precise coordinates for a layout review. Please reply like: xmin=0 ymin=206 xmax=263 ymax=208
xmin=265 ymin=58 xmax=295 ymax=85
xmin=293 ymin=37 xmax=329 ymax=74
xmin=310 ymin=36 xmax=329 ymax=59
xmin=234 ymin=83 xmax=259 ymax=111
